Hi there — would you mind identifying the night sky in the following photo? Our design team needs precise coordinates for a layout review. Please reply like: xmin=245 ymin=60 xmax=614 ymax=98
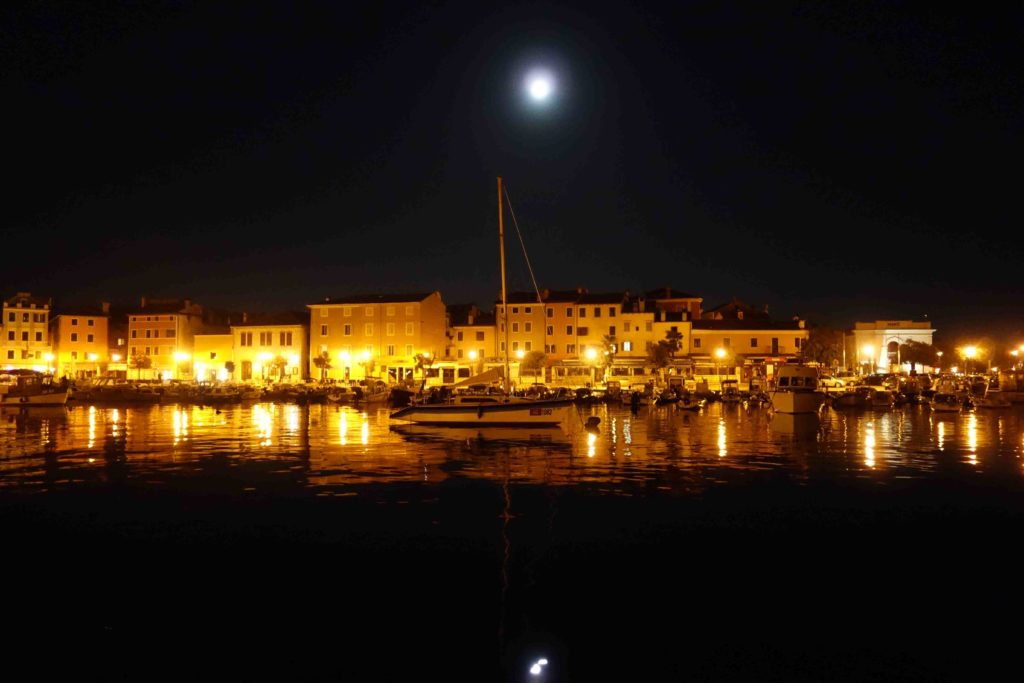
xmin=6 ymin=2 xmax=1021 ymax=343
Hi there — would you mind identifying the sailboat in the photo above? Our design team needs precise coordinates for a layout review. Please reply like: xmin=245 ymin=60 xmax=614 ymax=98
xmin=389 ymin=177 xmax=577 ymax=428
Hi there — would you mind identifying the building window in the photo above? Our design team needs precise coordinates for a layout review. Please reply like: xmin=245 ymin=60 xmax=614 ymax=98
xmin=405 ymin=306 xmax=413 ymax=316
xmin=609 ymin=308 xmax=616 ymax=317
xmin=578 ymin=327 xmax=589 ymax=336
xmin=524 ymin=322 xmax=532 ymax=332
xmin=457 ymin=349 xmax=464 ymax=359
xmin=547 ymin=308 xmax=553 ymax=318
xmin=512 ymin=307 xmax=519 ymax=314
xmin=457 ymin=331 xmax=464 ymax=341
xmin=386 ymin=306 xmax=395 ymax=317
xmin=131 ymin=347 xmax=137 ymax=356
xmin=153 ymin=347 xmax=159 ymax=356
xmin=387 ymin=344 xmax=395 ymax=356
xmin=546 ymin=326 xmax=553 ymax=335
xmin=22 ymin=313 xmax=29 ymax=322
xmin=344 ymin=324 xmax=352 ymax=336
xmin=365 ymin=307 xmax=374 ymax=317
xmin=566 ymin=344 xmax=576 ymax=354
xmin=35 ymin=332 xmax=42 ymax=342
xmin=609 ymin=326 xmax=616 ymax=337
xmin=131 ymin=330 xmax=137 ymax=338
xmin=365 ymin=323 xmax=373 ymax=336
xmin=145 ymin=347 xmax=151 ymax=355
xmin=241 ymin=332 xmax=253 ymax=347
xmin=405 ymin=345 xmax=413 ymax=356
xmin=623 ymin=341 xmax=632 ymax=352
xmin=21 ymin=332 xmax=28 ymax=341
xmin=165 ymin=329 xmax=175 ymax=337
xmin=565 ymin=308 xmax=572 ymax=317
xmin=88 ymin=319 xmax=94 ymax=326
xmin=566 ymin=326 xmax=573 ymax=335
xmin=525 ymin=341 xmax=532 ymax=351
xmin=6 ymin=331 xmax=12 ymax=340
xmin=694 ymin=338 xmax=702 ymax=349
xmin=71 ymin=318 xmax=78 ymax=326
xmin=478 ymin=348 xmax=484 ymax=359
xmin=259 ymin=332 xmax=272 ymax=346
xmin=475 ymin=331 xmax=484 ymax=341
xmin=525 ymin=307 xmax=532 ymax=314
xmin=594 ymin=308 xmax=601 ymax=318
xmin=512 ymin=322 xmax=519 ymax=333
xmin=364 ymin=345 xmax=373 ymax=356
xmin=7 ymin=312 xmax=13 ymax=322
xmin=579 ymin=308 xmax=586 ymax=318
xmin=512 ymin=341 xmax=519 ymax=351
xmin=406 ymin=322 xmax=414 ymax=335
xmin=87 ymin=334 xmax=94 ymax=343
xmin=145 ymin=330 xmax=152 ymax=339
xmin=6 ymin=350 xmax=12 ymax=359
xmin=71 ymin=351 xmax=78 ymax=360
xmin=386 ymin=323 xmax=395 ymax=336
xmin=750 ymin=338 xmax=757 ymax=348
xmin=321 ymin=324 xmax=328 ymax=336
xmin=342 ymin=307 xmax=351 ymax=317
xmin=500 ymin=342 xmax=506 ymax=352
xmin=280 ymin=332 xmax=293 ymax=346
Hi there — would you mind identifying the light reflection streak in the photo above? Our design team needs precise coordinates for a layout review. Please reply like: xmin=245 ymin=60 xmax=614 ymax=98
xmin=967 ymin=413 xmax=978 ymax=465
xmin=361 ymin=417 xmax=369 ymax=446
xmin=172 ymin=408 xmax=189 ymax=445
xmin=717 ymin=418 xmax=727 ymax=457
xmin=339 ymin=411 xmax=348 ymax=446
xmin=938 ymin=420 xmax=945 ymax=451
xmin=87 ymin=406 xmax=96 ymax=449
xmin=286 ymin=405 xmax=299 ymax=434
xmin=587 ymin=431 xmax=596 ymax=458
xmin=111 ymin=408 xmax=120 ymax=440
xmin=253 ymin=404 xmax=272 ymax=446
xmin=864 ymin=423 xmax=875 ymax=469
xmin=622 ymin=417 xmax=632 ymax=457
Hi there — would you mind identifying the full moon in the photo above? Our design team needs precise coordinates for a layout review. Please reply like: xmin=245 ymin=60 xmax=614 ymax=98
xmin=528 ymin=77 xmax=552 ymax=101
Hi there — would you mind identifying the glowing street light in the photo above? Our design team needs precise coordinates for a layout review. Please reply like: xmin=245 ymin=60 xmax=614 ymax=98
xmin=862 ymin=345 xmax=875 ymax=375
xmin=961 ymin=346 xmax=977 ymax=375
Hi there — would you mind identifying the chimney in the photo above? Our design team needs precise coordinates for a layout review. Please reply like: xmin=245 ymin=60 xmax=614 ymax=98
xmin=140 ymin=296 xmax=146 ymax=308
xmin=101 ymin=301 xmax=110 ymax=314
xmin=243 ymin=312 xmax=248 ymax=324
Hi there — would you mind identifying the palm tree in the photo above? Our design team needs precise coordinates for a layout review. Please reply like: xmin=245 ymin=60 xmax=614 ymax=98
xmin=224 ymin=360 xmax=236 ymax=380
xmin=271 ymin=354 xmax=289 ymax=383
xmin=521 ymin=350 xmax=547 ymax=382
xmin=413 ymin=352 xmax=434 ymax=390
xmin=129 ymin=354 xmax=152 ymax=381
xmin=313 ymin=351 xmax=331 ymax=382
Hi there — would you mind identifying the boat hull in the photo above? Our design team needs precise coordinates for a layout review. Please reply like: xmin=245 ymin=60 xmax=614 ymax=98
xmin=0 ymin=390 xmax=70 ymax=407
xmin=389 ymin=399 xmax=576 ymax=427
xmin=769 ymin=390 xmax=825 ymax=414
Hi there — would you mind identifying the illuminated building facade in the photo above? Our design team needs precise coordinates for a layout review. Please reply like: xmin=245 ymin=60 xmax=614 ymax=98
xmin=1 ymin=292 xmax=53 ymax=371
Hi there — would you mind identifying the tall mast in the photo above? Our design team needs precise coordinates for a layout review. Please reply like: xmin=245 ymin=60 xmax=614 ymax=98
xmin=498 ymin=176 xmax=510 ymax=396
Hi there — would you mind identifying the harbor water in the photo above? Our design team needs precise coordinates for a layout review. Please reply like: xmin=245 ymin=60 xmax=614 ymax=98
xmin=3 ymin=400 xmax=1023 ymax=680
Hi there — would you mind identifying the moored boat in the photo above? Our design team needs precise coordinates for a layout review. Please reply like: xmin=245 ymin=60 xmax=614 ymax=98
xmin=768 ymin=365 xmax=826 ymax=414
xmin=0 ymin=370 xmax=70 ymax=407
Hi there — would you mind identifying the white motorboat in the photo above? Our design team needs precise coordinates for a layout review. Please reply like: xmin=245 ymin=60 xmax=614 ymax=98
xmin=768 ymin=365 xmax=826 ymax=414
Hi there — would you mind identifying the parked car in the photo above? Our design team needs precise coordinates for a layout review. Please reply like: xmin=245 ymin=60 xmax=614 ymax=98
xmin=818 ymin=375 xmax=846 ymax=392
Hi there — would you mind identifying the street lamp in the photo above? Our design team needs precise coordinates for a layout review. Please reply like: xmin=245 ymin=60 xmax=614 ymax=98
xmin=961 ymin=346 xmax=977 ymax=375
xmin=862 ymin=345 xmax=874 ymax=375
xmin=173 ymin=351 xmax=190 ymax=380
xmin=585 ymin=347 xmax=598 ymax=387
xmin=715 ymin=347 xmax=727 ymax=392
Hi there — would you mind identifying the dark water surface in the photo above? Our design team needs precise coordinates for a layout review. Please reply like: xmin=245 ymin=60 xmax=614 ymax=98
xmin=3 ymin=401 xmax=1024 ymax=680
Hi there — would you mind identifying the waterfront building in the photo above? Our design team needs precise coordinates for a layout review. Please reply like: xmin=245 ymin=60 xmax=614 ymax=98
xmin=1 ymin=292 xmax=53 ymax=372
xmin=307 ymin=292 xmax=447 ymax=382
xmin=846 ymin=320 xmax=936 ymax=374
xmin=49 ymin=303 xmax=110 ymax=379
xmin=229 ymin=311 xmax=309 ymax=383
xmin=126 ymin=297 xmax=204 ymax=380
xmin=447 ymin=304 xmax=497 ymax=372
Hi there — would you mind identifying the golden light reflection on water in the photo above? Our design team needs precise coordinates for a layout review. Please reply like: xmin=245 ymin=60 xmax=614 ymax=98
xmin=3 ymin=402 xmax=1024 ymax=491
xmin=864 ymin=423 xmax=876 ymax=469
xmin=967 ymin=413 xmax=978 ymax=465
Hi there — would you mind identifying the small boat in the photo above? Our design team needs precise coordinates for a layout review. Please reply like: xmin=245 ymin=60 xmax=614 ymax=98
xmin=831 ymin=386 xmax=872 ymax=409
xmin=768 ymin=365 xmax=826 ymax=414
xmin=199 ymin=384 xmax=242 ymax=404
xmin=973 ymin=386 xmax=1012 ymax=409
xmin=355 ymin=380 xmax=390 ymax=404
xmin=719 ymin=379 xmax=743 ymax=403
xmin=325 ymin=384 xmax=360 ymax=404
xmin=869 ymin=388 xmax=896 ymax=409
xmin=675 ymin=396 xmax=707 ymax=411
xmin=0 ymin=370 xmax=70 ymax=407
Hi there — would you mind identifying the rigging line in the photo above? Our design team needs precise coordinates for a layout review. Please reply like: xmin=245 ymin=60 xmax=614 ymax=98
xmin=502 ymin=184 xmax=544 ymax=304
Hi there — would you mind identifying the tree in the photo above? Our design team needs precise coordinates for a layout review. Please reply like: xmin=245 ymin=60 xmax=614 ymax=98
xmin=898 ymin=341 xmax=938 ymax=373
xmin=659 ymin=329 xmax=682 ymax=359
xmin=313 ymin=351 xmax=331 ymax=382
xmin=802 ymin=325 xmax=845 ymax=368
xmin=270 ymin=354 xmax=289 ymax=383
xmin=224 ymin=360 xmax=235 ymax=380
xmin=520 ymin=350 xmax=547 ymax=381
xmin=129 ymin=354 xmax=152 ymax=381
xmin=646 ymin=341 xmax=670 ymax=379
xmin=413 ymin=352 xmax=435 ymax=390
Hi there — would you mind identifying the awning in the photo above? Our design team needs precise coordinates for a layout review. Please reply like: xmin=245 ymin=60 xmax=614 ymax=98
xmin=453 ymin=366 xmax=505 ymax=387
